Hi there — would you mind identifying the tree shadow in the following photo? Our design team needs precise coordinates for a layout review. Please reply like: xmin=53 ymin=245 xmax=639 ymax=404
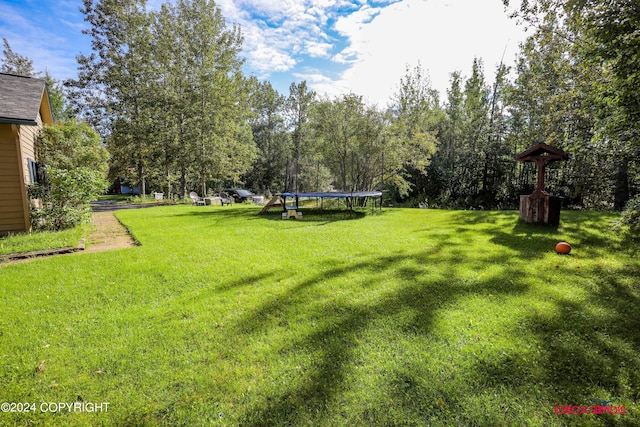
xmin=173 ymin=206 xmax=383 ymax=229
xmin=473 ymin=260 xmax=640 ymax=415
xmin=124 ymin=207 xmax=637 ymax=424
xmin=206 ymin=209 xmax=640 ymax=425
xmin=226 ymin=242 xmax=532 ymax=425
xmin=256 ymin=209 xmax=370 ymax=223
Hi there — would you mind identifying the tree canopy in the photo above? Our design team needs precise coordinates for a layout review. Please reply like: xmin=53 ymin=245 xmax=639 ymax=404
xmin=67 ymin=0 xmax=255 ymax=198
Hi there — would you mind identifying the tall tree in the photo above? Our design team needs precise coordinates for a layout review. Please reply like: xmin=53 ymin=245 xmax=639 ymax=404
xmin=503 ymin=0 xmax=639 ymax=208
xmin=174 ymin=0 xmax=254 ymax=196
xmin=458 ymin=58 xmax=491 ymax=200
xmin=481 ymin=62 xmax=511 ymax=203
xmin=69 ymin=0 xmax=255 ymax=198
xmin=427 ymin=71 xmax=464 ymax=202
xmin=388 ymin=63 xmax=440 ymax=198
xmin=286 ymin=81 xmax=316 ymax=192
xmin=421 ymin=58 xmax=512 ymax=208
xmin=68 ymin=0 xmax=155 ymax=195
xmin=313 ymin=94 xmax=387 ymax=193
xmin=149 ymin=2 xmax=196 ymax=198
xmin=244 ymin=78 xmax=291 ymax=194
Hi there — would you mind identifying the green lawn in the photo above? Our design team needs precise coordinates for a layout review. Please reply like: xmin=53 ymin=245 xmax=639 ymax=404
xmin=0 ymin=206 xmax=638 ymax=426
xmin=0 ymin=225 xmax=86 ymax=256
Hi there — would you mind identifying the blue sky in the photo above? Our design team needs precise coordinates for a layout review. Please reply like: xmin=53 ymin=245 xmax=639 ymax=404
xmin=0 ymin=0 xmax=527 ymax=106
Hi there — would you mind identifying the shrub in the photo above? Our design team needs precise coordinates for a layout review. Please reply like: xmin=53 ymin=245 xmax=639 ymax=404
xmin=619 ymin=195 xmax=640 ymax=233
xmin=30 ymin=120 xmax=109 ymax=231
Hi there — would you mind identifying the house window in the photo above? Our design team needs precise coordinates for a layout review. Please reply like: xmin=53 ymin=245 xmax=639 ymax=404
xmin=27 ymin=158 xmax=37 ymax=184
xmin=27 ymin=158 xmax=45 ymax=184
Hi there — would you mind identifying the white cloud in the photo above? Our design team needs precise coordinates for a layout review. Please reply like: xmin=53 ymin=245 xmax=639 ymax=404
xmin=304 ymin=40 xmax=334 ymax=58
xmin=219 ymin=0 xmax=322 ymax=74
xmin=218 ymin=0 xmax=526 ymax=106
xmin=292 ymin=69 xmax=348 ymax=98
xmin=333 ymin=5 xmax=381 ymax=38
xmin=250 ymin=43 xmax=297 ymax=75
xmin=238 ymin=0 xmax=307 ymax=19
xmin=292 ymin=70 xmax=333 ymax=83
xmin=326 ymin=0 xmax=527 ymax=105
xmin=215 ymin=0 xmax=246 ymax=21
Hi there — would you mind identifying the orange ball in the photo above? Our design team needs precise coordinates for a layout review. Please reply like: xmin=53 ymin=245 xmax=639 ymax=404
xmin=555 ymin=242 xmax=571 ymax=254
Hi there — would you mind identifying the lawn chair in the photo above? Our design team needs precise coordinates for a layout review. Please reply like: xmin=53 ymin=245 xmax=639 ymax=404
xmin=189 ymin=191 xmax=206 ymax=206
xmin=219 ymin=192 xmax=232 ymax=206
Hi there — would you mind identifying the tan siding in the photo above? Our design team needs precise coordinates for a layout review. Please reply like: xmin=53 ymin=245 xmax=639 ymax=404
xmin=0 ymin=180 xmax=23 ymax=188
xmin=0 ymin=214 xmax=26 ymax=225
xmin=0 ymin=124 xmax=29 ymax=233
xmin=0 ymin=169 xmax=19 ymax=177
xmin=0 ymin=225 xmax=28 ymax=234
xmin=0 ymin=197 xmax=24 ymax=210
xmin=0 ymin=204 xmax=24 ymax=214
xmin=18 ymin=114 xmax=41 ymax=185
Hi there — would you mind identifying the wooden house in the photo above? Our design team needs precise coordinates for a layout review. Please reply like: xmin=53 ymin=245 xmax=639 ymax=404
xmin=0 ymin=73 xmax=54 ymax=235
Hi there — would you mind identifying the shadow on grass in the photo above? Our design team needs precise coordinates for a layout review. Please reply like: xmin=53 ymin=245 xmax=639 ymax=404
xmin=173 ymin=206 xmax=381 ymax=226
xmin=258 ymin=208 xmax=370 ymax=223
xmin=228 ymin=242 xmax=534 ymax=425
xmin=475 ymin=260 xmax=640 ymax=418
xmin=445 ymin=210 xmax=562 ymax=259
xmin=490 ymin=221 xmax=562 ymax=257
xmin=112 ymin=207 xmax=638 ymax=425
xmin=216 ymin=211 xmax=640 ymax=426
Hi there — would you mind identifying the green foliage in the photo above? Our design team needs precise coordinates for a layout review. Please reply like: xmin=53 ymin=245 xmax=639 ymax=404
xmin=416 ymin=58 xmax=513 ymax=208
xmin=620 ymin=195 xmax=640 ymax=232
xmin=37 ymin=120 xmax=109 ymax=170
xmin=387 ymin=63 xmax=440 ymax=197
xmin=69 ymin=0 xmax=255 ymax=198
xmin=286 ymin=81 xmax=317 ymax=192
xmin=30 ymin=120 xmax=109 ymax=231
xmin=245 ymin=79 xmax=291 ymax=194
xmin=44 ymin=73 xmax=73 ymax=122
xmin=313 ymin=94 xmax=390 ymax=193
xmin=503 ymin=0 xmax=640 ymax=209
xmin=410 ymin=3 xmax=640 ymax=210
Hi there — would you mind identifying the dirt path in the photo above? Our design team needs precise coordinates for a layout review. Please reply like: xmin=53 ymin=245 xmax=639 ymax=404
xmin=1 ymin=212 xmax=137 ymax=267
xmin=84 ymin=211 xmax=137 ymax=253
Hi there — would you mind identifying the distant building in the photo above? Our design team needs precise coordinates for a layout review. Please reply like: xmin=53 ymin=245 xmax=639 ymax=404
xmin=0 ymin=73 xmax=54 ymax=234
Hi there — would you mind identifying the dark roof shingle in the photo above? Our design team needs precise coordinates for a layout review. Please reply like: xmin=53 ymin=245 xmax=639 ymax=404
xmin=0 ymin=73 xmax=47 ymax=125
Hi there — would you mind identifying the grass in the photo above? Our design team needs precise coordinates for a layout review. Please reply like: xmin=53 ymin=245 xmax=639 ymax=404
xmin=0 ymin=205 xmax=638 ymax=426
xmin=96 ymin=194 xmax=175 ymax=204
xmin=0 ymin=224 xmax=87 ymax=256
xmin=96 ymin=194 xmax=136 ymax=202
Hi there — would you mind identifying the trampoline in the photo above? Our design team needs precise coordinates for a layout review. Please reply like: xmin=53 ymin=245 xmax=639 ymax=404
xmin=280 ymin=191 xmax=383 ymax=213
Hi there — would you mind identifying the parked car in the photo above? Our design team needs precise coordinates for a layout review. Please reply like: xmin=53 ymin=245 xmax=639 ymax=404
xmin=223 ymin=188 xmax=255 ymax=203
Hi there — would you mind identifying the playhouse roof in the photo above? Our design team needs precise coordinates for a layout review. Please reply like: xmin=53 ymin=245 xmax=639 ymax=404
xmin=516 ymin=143 xmax=568 ymax=162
